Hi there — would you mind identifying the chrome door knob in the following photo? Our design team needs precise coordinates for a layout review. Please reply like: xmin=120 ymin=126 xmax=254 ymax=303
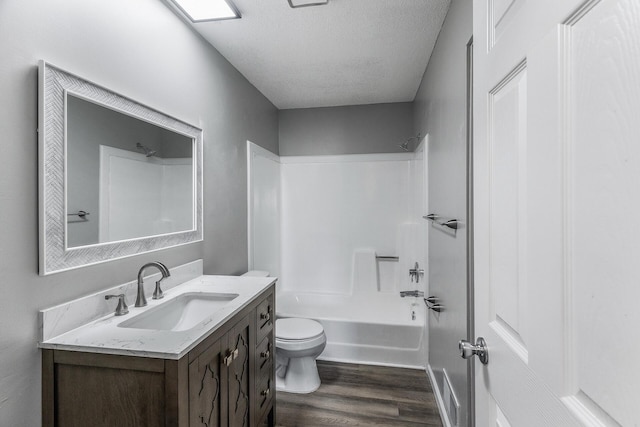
xmin=458 ymin=337 xmax=489 ymax=365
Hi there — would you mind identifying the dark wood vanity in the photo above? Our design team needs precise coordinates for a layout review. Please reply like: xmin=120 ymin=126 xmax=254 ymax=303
xmin=42 ymin=285 xmax=275 ymax=427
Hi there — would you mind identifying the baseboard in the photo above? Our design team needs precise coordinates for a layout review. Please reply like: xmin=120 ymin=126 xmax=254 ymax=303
xmin=318 ymin=355 xmax=425 ymax=370
xmin=427 ymin=364 xmax=452 ymax=427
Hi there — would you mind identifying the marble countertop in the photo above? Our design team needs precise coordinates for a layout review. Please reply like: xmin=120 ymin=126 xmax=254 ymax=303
xmin=39 ymin=274 xmax=276 ymax=360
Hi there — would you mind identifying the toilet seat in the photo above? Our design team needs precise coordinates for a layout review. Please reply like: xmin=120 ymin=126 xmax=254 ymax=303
xmin=276 ymin=333 xmax=326 ymax=352
xmin=275 ymin=318 xmax=326 ymax=352
xmin=276 ymin=318 xmax=324 ymax=340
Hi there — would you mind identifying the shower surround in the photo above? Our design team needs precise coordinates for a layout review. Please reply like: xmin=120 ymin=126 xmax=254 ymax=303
xmin=248 ymin=143 xmax=428 ymax=367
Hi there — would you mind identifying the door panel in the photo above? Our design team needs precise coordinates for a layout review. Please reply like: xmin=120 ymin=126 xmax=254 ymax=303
xmin=474 ymin=0 xmax=640 ymax=425
xmin=489 ymin=62 xmax=529 ymax=359
xmin=567 ymin=1 xmax=640 ymax=425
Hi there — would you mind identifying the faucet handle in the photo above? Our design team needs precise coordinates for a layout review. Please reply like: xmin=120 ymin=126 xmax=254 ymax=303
xmin=409 ymin=262 xmax=425 ymax=283
xmin=105 ymin=294 xmax=129 ymax=316
xmin=153 ymin=279 xmax=165 ymax=300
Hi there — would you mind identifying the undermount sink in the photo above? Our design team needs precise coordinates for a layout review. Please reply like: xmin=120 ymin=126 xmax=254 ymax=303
xmin=119 ymin=292 xmax=239 ymax=332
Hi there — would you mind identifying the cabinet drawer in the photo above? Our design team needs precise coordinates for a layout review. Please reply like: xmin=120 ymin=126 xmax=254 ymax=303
xmin=256 ymin=374 xmax=273 ymax=420
xmin=256 ymin=335 xmax=272 ymax=378
xmin=256 ymin=294 xmax=274 ymax=343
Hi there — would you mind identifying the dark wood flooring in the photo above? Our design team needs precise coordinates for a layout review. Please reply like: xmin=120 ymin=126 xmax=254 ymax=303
xmin=275 ymin=361 xmax=443 ymax=426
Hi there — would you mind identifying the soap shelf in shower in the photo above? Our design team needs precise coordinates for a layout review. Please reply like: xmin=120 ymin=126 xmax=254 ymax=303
xmin=423 ymin=213 xmax=459 ymax=231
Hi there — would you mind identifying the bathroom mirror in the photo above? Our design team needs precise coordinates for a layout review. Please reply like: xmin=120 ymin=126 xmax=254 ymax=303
xmin=38 ymin=61 xmax=203 ymax=275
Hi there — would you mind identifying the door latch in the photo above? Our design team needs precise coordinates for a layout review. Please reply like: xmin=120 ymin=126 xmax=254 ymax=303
xmin=458 ymin=337 xmax=489 ymax=365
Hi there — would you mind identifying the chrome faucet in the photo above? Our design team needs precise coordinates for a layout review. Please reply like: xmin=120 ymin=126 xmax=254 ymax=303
xmin=400 ymin=290 xmax=424 ymax=298
xmin=135 ymin=261 xmax=171 ymax=307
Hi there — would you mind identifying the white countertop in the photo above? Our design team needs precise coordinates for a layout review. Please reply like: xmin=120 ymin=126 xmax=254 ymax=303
xmin=39 ymin=274 xmax=275 ymax=360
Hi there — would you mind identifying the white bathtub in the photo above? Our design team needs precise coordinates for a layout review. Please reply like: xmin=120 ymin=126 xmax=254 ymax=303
xmin=276 ymin=291 xmax=426 ymax=369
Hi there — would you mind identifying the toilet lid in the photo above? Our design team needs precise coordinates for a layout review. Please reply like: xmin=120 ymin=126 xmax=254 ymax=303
xmin=276 ymin=318 xmax=324 ymax=340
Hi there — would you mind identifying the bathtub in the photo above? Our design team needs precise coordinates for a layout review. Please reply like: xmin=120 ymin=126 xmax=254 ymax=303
xmin=276 ymin=291 xmax=426 ymax=369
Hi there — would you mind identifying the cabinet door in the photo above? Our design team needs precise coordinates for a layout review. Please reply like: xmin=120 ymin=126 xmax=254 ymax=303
xmin=189 ymin=338 xmax=227 ymax=427
xmin=227 ymin=315 xmax=251 ymax=427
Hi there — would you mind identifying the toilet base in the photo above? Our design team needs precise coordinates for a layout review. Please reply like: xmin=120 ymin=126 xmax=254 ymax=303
xmin=275 ymin=356 xmax=321 ymax=394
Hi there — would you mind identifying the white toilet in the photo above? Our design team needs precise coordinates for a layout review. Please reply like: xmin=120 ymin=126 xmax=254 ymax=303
xmin=242 ymin=271 xmax=327 ymax=394
xmin=275 ymin=317 xmax=326 ymax=393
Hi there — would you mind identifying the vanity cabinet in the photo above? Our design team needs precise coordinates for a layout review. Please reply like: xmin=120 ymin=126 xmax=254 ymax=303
xmin=42 ymin=286 xmax=275 ymax=427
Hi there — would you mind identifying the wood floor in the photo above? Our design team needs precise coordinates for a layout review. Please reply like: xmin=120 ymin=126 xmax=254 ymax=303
xmin=274 ymin=361 xmax=443 ymax=426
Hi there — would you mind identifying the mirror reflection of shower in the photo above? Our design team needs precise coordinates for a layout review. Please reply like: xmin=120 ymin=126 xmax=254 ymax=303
xmin=397 ymin=133 xmax=422 ymax=152
xmin=136 ymin=142 xmax=157 ymax=157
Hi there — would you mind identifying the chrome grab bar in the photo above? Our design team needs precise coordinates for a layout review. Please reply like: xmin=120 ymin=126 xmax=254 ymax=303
xmin=376 ymin=255 xmax=399 ymax=261
xmin=423 ymin=213 xmax=460 ymax=231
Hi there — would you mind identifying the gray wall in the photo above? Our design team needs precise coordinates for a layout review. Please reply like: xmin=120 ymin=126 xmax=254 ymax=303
xmin=279 ymin=102 xmax=414 ymax=155
xmin=0 ymin=0 xmax=277 ymax=424
xmin=413 ymin=0 xmax=472 ymax=426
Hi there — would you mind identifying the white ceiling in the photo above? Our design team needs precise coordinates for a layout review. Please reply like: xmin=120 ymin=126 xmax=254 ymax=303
xmin=185 ymin=0 xmax=450 ymax=109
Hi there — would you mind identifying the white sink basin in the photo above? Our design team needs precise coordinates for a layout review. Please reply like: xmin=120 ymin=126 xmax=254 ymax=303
xmin=119 ymin=292 xmax=239 ymax=331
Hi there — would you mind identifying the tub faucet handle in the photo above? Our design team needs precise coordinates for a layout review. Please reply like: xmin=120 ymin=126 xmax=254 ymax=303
xmin=409 ymin=262 xmax=425 ymax=283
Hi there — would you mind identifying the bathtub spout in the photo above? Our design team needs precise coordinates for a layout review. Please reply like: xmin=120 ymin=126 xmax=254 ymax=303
xmin=400 ymin=290 xmax=424 ymax=298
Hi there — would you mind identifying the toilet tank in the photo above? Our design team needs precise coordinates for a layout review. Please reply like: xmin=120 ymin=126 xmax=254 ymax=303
xmin=242 ymin=270 xmax=270 ymax=277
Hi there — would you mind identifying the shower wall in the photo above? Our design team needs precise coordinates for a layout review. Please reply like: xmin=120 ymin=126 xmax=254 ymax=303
xmin=279 ymin=154 xmax=420 ymax=295
xmin=247 ymin=142 xmax=281 ymax=282
xmin=275 ymin=101 xmax=421 ymax=294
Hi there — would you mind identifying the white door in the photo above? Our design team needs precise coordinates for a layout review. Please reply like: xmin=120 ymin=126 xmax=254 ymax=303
xmin=473 ymin=0 xmax=640 ymax=426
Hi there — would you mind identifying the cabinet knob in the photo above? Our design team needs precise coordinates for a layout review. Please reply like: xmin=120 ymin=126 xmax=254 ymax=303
xmin=260 ymin=350 xmax=270 ymax=359
xmin=260 ymin=312 xmax=271 ymax=321
xmin=261 ymin=388 xmax=270 ymax=396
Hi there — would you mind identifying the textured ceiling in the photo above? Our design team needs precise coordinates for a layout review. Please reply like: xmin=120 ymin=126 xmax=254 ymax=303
xmin=185 ymin=0 xmax=450 ymax=109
